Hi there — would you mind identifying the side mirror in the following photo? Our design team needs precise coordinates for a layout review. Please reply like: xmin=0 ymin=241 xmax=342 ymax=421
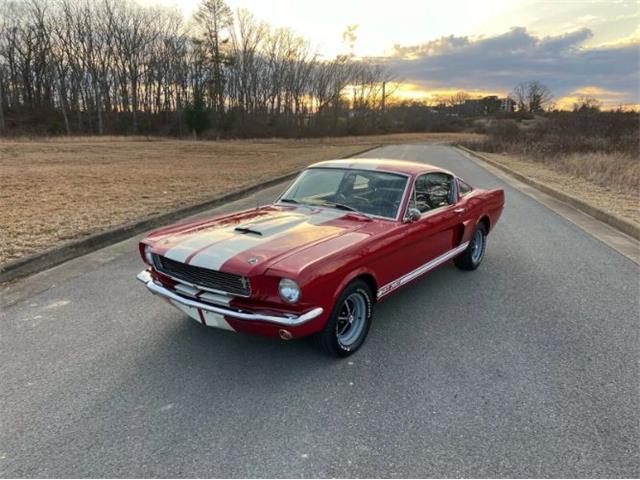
xmin=404 ymin=208 xmax=421 ymax=223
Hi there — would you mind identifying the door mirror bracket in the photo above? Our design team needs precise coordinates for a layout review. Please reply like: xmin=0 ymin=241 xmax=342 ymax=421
xmin=404 ymin=208 xmax=421 ymax=223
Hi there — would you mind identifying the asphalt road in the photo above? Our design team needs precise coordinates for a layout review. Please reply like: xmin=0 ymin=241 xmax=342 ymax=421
xmin=1 ymin=145 xmax=638 ymax=478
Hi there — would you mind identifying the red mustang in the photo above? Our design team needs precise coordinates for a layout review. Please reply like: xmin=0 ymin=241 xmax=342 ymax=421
xmin=137 ymin=159 xmax=504 ymax=356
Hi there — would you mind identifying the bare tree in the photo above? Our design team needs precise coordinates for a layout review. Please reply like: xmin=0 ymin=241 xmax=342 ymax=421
xmin=573 ymin=96 xmax=601 ymax=112
xmin=447 ymin=91 xmax=471 ymax=107
xmin=0 ymin=3 xmax=7 ymax=133
xmin=0 ymin=0 xmax=398 ymax=137
xmin=194 ymin=0 xmax=232 ymax=128
xmin=0 ymin=67 xmax=4 ymax=132
xmin=341 ymin=24 xmax=358 ymax=55
xmin=512 ymin=81 xmax=553 ymax=113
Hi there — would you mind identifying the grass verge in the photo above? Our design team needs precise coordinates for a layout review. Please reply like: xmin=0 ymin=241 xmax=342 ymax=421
xmin=1 ymin=132 xmax=481 ymax=265
xmin=474 ymin=151 xmax=640 ymax=226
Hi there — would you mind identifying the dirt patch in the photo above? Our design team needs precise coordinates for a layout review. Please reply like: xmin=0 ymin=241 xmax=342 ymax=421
xmin=0 ymin=133 xmax=481 ymax=265
xmin=479 ymin=152 xmax=640 ymax=225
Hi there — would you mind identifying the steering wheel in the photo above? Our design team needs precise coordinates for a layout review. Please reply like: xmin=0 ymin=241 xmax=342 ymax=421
xmin=416 ymin=192 xmax=433 ymax=209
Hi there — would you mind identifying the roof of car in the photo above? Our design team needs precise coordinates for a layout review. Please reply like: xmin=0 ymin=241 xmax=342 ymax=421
xmin=309 ymin=158 xmax=451 ymax=176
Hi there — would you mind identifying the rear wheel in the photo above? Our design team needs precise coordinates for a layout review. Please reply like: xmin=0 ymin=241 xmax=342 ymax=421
xmin=316 ymin=280 xmax=373 ymax=357
xmin=454 ymin=224 xmax=487 ymax=270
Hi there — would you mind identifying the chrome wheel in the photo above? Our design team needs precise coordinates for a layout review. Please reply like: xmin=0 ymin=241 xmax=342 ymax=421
xmin=470 ymin=229 xmax=485 ymax=264
xmin=336 ymin=292 xmax=367 ymax=348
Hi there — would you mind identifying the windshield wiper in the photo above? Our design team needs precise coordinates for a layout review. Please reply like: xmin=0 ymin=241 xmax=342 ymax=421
xmin=277 ymin=197 xmax=314 ymax=210
xmin=315 ymin=201 xmax=371 ymax=219
xmin=280 ymin=198 xmax=371 ymax=218
xmin=320 ymin=201 xmax=356 ymax=212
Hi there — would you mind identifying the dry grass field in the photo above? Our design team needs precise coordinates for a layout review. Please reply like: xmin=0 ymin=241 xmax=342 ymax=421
xmin=0 ymin=132 xmax=480 ymax=265
xmin=479 ymin=152 xmax=640 ymax=224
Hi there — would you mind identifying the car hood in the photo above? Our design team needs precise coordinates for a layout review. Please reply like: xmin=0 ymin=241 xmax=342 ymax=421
xmin=147 ymin=205 xmax=370 ymax=276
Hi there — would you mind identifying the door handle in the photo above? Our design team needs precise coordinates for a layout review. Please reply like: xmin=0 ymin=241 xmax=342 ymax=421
xmin=454 ymin=207 xmax=465 ymax=214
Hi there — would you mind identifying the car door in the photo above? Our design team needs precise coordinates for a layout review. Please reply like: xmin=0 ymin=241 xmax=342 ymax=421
xmin=403 ymin=172 xmax=465 ymax=266
xmin=370 ymin=172 xmax=466 ymax=298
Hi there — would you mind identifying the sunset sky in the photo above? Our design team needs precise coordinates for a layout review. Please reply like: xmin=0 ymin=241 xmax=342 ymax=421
xmin=147 ymin=0 xmax=640 ymax=109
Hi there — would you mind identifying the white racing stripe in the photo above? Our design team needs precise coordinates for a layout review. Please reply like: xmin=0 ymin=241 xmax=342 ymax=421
xmin=181 ymin=207 xmax=346 ymax=270
xmin=189 ymin=235 xmax=263 ymax=270
xmin=163 ymin=230 xmax=235 ymax=263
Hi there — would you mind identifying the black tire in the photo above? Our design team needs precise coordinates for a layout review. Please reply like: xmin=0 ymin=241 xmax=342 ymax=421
xmin=454 ymin=223 xmax=487 ymax=271
xmin=316 ymin=280 xmax=373 ymax=357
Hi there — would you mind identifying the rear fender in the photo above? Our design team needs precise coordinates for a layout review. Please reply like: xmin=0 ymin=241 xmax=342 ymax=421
xmin=486 ymin=188 xmax=505 ymax=230
xmin=461 ymin=188 xmax=504 ymax=241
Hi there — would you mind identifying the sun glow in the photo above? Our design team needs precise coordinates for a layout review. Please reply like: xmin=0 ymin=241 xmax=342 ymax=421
xmin=389 ymin=83 xmax=508 ymax=104
xmin=138 ymin=0 xmax=639 ymax=110
xmin=556 ymin=86 xmax=635 ymax=110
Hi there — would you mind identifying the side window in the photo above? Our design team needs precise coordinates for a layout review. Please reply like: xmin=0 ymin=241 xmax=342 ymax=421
xmin=413 ymin=173 xmax=456 ymax=213
xmin=458 ymin=179 xmax=472 ymax=196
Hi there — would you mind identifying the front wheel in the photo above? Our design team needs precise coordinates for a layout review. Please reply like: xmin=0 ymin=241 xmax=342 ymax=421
xmin=316 ymin=280 xmax=373 ymax=357
xmin=454 ymin=224 xmax=487 ymax=271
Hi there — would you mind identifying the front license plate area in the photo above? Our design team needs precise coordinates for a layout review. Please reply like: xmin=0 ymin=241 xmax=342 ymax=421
xmin=168 ymin=300 xmax=234 ymax=331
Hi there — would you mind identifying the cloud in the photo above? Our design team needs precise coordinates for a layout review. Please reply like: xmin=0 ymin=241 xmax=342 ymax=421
xmin=538 ymin=28 xmax=593 ymax=52
xmin=380 ymin=27 xmax=640 ymax=107
xmin=556 ymin=85 xmax=630 ymax=109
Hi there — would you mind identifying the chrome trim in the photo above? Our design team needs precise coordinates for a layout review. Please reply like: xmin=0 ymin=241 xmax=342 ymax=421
xmin=137 ymin=270 xmax=154 ymax=283
xmin=151 ymin=254 xmax=251 ymax=298
xmin=377 ymin=242 xmax=470 ymax=299
xmin=136 ymin=270 xmax=323 ymax=326
xmin=151 ymin=267 xmax=245 ymax=298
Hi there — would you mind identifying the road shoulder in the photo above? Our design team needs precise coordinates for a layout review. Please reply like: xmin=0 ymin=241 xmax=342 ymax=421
xmin=457 ymin=146 xmax=640 ymax=264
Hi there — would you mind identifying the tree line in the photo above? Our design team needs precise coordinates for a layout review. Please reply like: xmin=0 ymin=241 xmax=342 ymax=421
xmin=0 ymin=0 xmax=394 ymax=137
xmin=1 ymin=0 xmax=634 ymax=139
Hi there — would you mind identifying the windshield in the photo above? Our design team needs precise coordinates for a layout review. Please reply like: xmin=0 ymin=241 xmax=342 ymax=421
xmin=279 ymin=167 xmax=408 ymax=219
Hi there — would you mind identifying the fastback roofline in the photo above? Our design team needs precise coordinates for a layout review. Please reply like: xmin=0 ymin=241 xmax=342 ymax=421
xmin=308 ymin=158 xmax=453 ymax=176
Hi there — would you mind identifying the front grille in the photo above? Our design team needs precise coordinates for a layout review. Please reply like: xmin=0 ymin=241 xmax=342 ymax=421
xmin=152 ymin=254 xmax=251 ymax=297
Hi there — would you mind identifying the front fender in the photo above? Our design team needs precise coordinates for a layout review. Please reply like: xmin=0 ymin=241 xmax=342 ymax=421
xmin=329 ymin=266 xmax=380 ymax=307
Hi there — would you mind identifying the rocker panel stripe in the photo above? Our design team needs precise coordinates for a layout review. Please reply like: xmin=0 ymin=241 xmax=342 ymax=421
xmin=377 ymin=242 xmax=470 ymax=299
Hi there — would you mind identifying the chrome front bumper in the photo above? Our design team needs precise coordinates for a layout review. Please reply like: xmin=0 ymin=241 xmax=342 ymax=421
xmin=136 ymin=270 xmax=323 ymax=326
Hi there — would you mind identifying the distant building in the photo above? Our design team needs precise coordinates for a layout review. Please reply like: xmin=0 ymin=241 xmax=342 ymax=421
xmin=459 ymin=99 xmax=483 ymax=116
xmin=457 ymin=96 xmax=515 ymax=116
xmin=500 ymin=97 xmax=516 ymax=112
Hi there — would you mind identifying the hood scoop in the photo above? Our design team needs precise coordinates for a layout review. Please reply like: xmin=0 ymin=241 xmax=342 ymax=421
xmin=233 ymin=213 xmax=308 ymax=238
xmin=234 ymin=226 xmax=262 ymax=236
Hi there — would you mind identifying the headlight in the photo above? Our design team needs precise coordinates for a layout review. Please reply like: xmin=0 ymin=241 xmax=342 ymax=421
xmin=143 ymin=244 xmax=154 ymax=265
xmin=278 ymin=278 xmax=301 ymax=304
